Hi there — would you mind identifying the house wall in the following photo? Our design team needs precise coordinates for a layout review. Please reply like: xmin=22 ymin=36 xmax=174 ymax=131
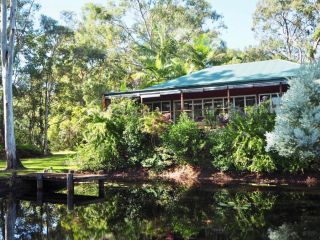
xmin=104 ymin=84 xmax=287 ymax=121
xmin=142 ymin=85 xmax=287 ymax=102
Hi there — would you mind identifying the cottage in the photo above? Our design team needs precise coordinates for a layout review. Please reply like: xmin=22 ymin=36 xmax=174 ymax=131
xmin=103 ymin=60 xmax=300 ymax=121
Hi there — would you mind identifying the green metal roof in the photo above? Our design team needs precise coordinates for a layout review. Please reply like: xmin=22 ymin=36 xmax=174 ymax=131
xmin=105 ymin=60 xmax=301 ymax=97
xmin=146 ymin=60 xmax=300 ymax=90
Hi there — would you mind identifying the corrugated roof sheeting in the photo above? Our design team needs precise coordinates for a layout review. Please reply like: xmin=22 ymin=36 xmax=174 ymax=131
xmin=105 ymin=60 xmax=301 ymax=98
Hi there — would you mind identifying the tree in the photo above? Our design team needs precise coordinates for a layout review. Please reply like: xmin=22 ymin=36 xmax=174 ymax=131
xmin=1 ymin=0 xmax=22 ymax=169
xmin=76 ymin=0 xmax=224 ymax=89
xmin=253 ymin=0 xmax=320 ymax=63
xmin=266 ymin=61 xmax=320 ymax=170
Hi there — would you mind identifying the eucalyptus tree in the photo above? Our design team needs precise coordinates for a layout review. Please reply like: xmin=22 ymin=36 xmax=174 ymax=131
xmin=76 ymin=0 xmax=224 ymax=89
xmin=16 ymin=16 xmax=72 ymax=154
xmin=253 ymin=0 xmax=320 ymax=63
xmin=1 ymin=0 xmax=23 ymax=169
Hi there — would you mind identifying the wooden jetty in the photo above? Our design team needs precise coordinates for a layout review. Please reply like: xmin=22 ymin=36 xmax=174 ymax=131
xmin=16 ymin=172 xmax=109 ymax=210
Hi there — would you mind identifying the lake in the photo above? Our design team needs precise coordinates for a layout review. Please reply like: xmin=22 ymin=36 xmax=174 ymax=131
xmin=0 ymin=182 xmax=320 ymax=240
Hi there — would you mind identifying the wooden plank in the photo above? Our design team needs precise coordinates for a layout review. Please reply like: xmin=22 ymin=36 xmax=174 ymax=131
xmin=18 ymin=172 xmax=110 ymax=183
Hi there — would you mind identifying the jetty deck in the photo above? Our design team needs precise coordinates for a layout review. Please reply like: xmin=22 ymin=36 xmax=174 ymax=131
xmin=14 ymin=172 xmax=109 ymax=210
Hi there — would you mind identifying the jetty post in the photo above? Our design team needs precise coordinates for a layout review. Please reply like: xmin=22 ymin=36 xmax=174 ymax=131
xmin=98 ymin=180 xmax=105 ymax=198
xmin=67 ymin=172 xmax=74 ymax=210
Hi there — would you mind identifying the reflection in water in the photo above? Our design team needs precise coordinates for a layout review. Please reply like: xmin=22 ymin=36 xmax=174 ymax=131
xmin=0 ymin=183 xmax=320 ymax=239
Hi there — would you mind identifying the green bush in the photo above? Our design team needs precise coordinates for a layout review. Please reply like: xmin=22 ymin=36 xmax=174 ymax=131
xmin=210 ymin=103 xmax=279 ymax=172
xmin=77 ymin=99 xmax=152 ymax=171
xmin=141 ymin=146 xmax=177 ymax=172
xmin=16 ymin=144 xmax=43 ymax=158
xmin=162 ymin=112 xmax=208 ymax=165
xmin=208 ymin=128 xmax=234 ymax=171
xmin=48 ymin=106 xmax=92 ymax=151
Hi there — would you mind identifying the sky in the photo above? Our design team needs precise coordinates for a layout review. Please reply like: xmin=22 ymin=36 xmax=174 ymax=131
xmin=38 ymin=0 xmax=259 ymax=50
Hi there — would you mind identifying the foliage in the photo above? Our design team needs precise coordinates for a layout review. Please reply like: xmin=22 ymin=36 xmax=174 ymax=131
xmin=77 ymin=99 xmax=152 ymax=171
xmin=210 ymin=103 xmax=278 ymax=172
xmin=253 ymin=0 xmax=320 ymax=62
xmin=143 ymin=109 xmax=171 ymax=138
xmin=162 ymin=112 xmax=208 ymax=165
xmin=48 ymin=106 xmax=91 ymax=151
xmin=16 ymin=144 xmax=43 ymax=158
xmin=141 ymin=146 xmax=177 ymax=172
xmin=266 ymin=61 xmax=320 ymax=172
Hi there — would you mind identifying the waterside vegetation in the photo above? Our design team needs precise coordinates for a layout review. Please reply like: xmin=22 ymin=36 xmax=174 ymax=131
xmin=75 ymin=61 xmax=320 ymax=175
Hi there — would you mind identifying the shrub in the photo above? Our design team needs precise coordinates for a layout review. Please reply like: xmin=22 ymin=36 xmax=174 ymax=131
xmin=48 ymin=106 xmax=92 ymax=151
xmin=210 ymin=103 xmax=278 ymax=172
xmin=16 ymin=144 xmax=43 ymax=158
xmin=143 ymin=109 xmax=171 ymax=146
xmin=77 ymin=99 xmax=152 ymax=171
xmin=141 ymin=146 xmax=177 ymax=172
xmin=266 ymin=61 xmax=320 ymax=172
xmin=208 ymin=128 xmax=234 ymax=171
xmin=162 ymin=112 xmax=208 ymax=165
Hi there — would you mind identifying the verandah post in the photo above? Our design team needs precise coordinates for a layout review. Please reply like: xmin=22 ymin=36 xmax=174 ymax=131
xmin=180 ymin=91 xmax=184 ymax=112
xmin=227 ymin=87 xmax=231 ymax=110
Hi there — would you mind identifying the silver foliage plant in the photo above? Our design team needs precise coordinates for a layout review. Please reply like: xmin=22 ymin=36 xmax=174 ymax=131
xmin=266 ymin=61 xmax=320 ymax=162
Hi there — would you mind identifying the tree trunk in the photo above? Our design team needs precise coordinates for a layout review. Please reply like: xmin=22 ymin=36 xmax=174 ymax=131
xmin=43 ymin=81 xmax=50 ymax=155
xmin=1 ymin=0 xmax=23 ymax=169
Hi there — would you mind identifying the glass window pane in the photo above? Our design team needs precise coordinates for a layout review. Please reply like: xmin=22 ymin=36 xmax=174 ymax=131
xmin=204 ymin=99 xmax=213 ymax=110
xmin=246 ymin=96 xmax=256 ymax=107
xmin=260 ymin=95 xmax=270 ymax=103
xmin=193 ymin=100 xmax=203 ymax=122
xmin=161 ymin=101 xmax=170 ymax=112
xmin=184 ymin=100 xmax=192 ymax=119
xmin=153 ymin=102 xmax=161 ymax=111
xmin=234 ymin=97 xmax=245 ymax=110
xmin=214 ymin=99 xmax=224 ymax=115
xmin=184 ymin=100 xmax=192 ymax=110
xmin=214 ymin=99 xmax=223 ymax=109
xmin=174 ymin=102 xmax=181 ymax=121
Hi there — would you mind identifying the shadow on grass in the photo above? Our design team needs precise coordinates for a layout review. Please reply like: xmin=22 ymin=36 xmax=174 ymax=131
xmin=0 ymin=152 xmax=77 ymax=178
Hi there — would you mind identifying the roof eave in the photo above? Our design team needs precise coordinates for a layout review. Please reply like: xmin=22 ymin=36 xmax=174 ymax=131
xmin=104 ymin=77 xmax=290 ymax=99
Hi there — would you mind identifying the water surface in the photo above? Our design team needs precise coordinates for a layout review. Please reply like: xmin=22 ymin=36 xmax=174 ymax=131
xmin=0 ymin=182 xmax=320 ymax=240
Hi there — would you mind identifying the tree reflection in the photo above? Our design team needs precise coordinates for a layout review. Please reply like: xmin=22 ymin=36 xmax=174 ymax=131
xmin=5 ymin=193 xmax=16 ymax=240
xmin=0 ymin=184 xmax=320 ymax=239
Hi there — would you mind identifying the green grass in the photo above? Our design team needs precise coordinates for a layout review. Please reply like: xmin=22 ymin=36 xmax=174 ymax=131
xmin=0 ymin=151 xmax=77 ymax=177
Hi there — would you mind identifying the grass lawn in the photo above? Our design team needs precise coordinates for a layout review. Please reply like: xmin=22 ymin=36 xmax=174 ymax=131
xmin=0 ymin=151 xmax=77 ymax=177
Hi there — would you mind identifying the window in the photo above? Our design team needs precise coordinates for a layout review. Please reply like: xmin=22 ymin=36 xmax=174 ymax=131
xmin=153 ymin=102 xmax=161 ymax=111
xmin=193 ymin=100 xmax=203 ymax=122
xmin=214 ymin=98 xmax=224 ymax=115
xmin=234 ymin=97 xmax=245 ymax=111
xmin=184 ymin=100 xmax=193 ymax=119
xmin=173 ymin=102 xmax=181 ymax=120
xmin=259 ymin=93 xmax=281 ymax=110
xmin=148 ymin=93 xmax=279 ymax=123
xmin=161 ymin=101 xmax=171 ymax=113
xmin=245 ymin=96 xmax=256 ymax=107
